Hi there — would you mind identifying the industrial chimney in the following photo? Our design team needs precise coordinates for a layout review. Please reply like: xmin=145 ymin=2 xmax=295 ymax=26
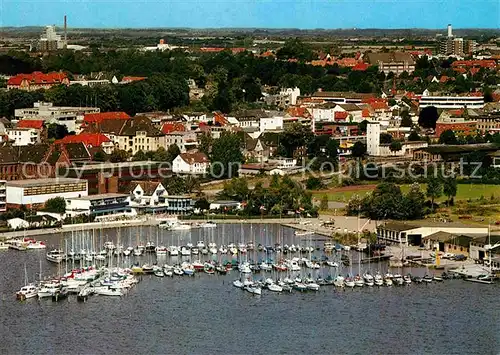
xmin=447 ymin=24 xmax=452 ymax=37
xmin=64 ymin=15 xmax=67 ymax=44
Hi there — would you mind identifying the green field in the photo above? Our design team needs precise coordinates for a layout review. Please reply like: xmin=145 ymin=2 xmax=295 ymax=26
xmin=314 ymin=184 xmax=500 ymax=203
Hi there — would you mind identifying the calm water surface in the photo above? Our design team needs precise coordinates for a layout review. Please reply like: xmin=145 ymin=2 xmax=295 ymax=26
xmin=0 ymin=224 xmax=498 ymax=355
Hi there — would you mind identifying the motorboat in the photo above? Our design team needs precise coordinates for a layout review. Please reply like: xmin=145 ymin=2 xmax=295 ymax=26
xmin=259 ymin=262 xmax=272 ymax=271
xmin=182 ymin=263 xmax=195 ymax=276
xmin=16 ymin=284 xmax=38 ymax=300
xmin=334 ymin=276 xmax=345 ymax=287
xmin=170 ymin=222 xmax=191 ymax=231
xmin=191 ymin=247 xmax=199 ymax=255
xmin=52 ymin=288 xmax=69 ymax=302
xmin=196 ymin=241 xmax=206 ymax=248
xmin=354 ymin=275 xmax=365 ymax=287
xmin=433 ymin=275 xmax=444 ymax=282
xmin=393 ymin=274 xmax=404 ymax=285
xmin=306 ymin=281 xmax=320 ymax=291
xmin=173 ymin=267 xmax=183 ymax=276
xmin=26 ymin=240 xmax=46 ymax=250
xmin=403 ymin=275 xmax=412 ymax=284
xmin=153 ymin=267 xmax=164 ymax=277
xmin=216 ymin=265 xmax=227 ymax=275
xmin=384 ymin=277 xmax=393 ymax=286
xmin=9 ymin=240 xmax=29 ymax=251
xmin=293 ymin=282 xmax=308 ymax=292
xmin=268 ymin=283 xmax=283 ymax=292
xmin=422 ymin=275 xmax=433 ymax=283
xmin=155 ymin=246 xmax=167 ymax=255
xmin=199 ymin=221 xmax=217 ymax=228
xmin=142 ymin=264 xmax=154 ymax=274
xmin=77 ymin=287 xmax=93 ymax=302
xmin=46 ymin=249 xmax=65 ymax=263
xmin=204 ymin=263 xmax=215 ymax=275
xmin=238 ymin=262 xmax=252 ymax=274
xmin=233 ymin=280 xmax=244 ymax=288
xmin=38 ymin=280 xmax=61 ymax=298
xmin=169 ymin=246 xmax=179 ymax=256
xmin=245 ymin=284 xmax=262 ymax=295
xmin=180 ymin=246 xmax=191 ymax=256
xmin=94 ymin=287 xmax=123 ymax=297
xmin=374 ymin=273 xmax=384 ymax=286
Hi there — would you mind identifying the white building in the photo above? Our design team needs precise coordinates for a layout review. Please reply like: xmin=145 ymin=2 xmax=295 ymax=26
xmin=7 ymin=218 xmax=29 ymax=230
xmin=172 ymin=152 xmax=210 ymax=175
xmin=6 ymin=178 xmax=88 ymax=208
xmin=164 ymin=131 xmax=198 ymax=153
xmin=141 ymin=39 xmax=188 ymax=52
xmin=0 ymin=180 xmax=6 ymax=213
xmin=129 ymin=181 xmax=167 ymax=207
xmin=367 ymin=123 xmax=381 ymax=156
xmin=260 ymin=116 xmax=284 ymax=132
xmin=419 ymin=94 xmax=484 ymax=110
xmin=6 ymin=128 xmax=41 ymax=146
xmin=65 ymin=193 xmax=135 ymax=220
xmin=310 ymin=105 xmax=336 ymax=122
xmin=15 ymin=102 xmax=100 ymax=133
xmin=278 ymin=87 xmax=301 ymax=106
xmin=268 ymin=157 xmax=297 ymax=168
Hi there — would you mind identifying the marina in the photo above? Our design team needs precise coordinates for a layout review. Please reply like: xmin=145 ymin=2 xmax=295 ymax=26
xmin=1 ymin=222 xmax=499 ymax=354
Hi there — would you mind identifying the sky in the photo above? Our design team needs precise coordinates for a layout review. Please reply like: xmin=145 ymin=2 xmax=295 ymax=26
xmin=1 ymin=0 xmax=499 ymax=29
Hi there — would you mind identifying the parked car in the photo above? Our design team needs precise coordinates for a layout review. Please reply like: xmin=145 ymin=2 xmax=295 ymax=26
xmin=452 ymin=254 xmax=467 ymax=261
xmin=442 ymin=252 xmax=454 ymax=259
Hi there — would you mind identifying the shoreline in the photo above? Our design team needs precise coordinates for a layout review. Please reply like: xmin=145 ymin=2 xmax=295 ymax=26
xmin=0 ymin=215 xmax=376 ymax=241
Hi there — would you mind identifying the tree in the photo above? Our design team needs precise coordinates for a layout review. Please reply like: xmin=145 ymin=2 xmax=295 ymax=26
xmin=184 ymin=175 xmax=200 ymax=193
xmin=351 ymin=141 xmax=367 ymax=158
xmin=401 ymin=183 xmax=426 ymax=219
xmin=93 ymin=150 xmax=107 ymax=162
xmin=443 ymin=177 xmax=457 ymax=206
xmin=198 ymin=133 xmax=213 ymax=155
xmin=44 ymin=197 xmax=66 ymax=214
xmin=280 ymin=122 xmax=314 ymax=158
xmin=400 ymin=110 xmax=413 ymax=127
xmin=408 ymin=131 xmax=421 ymax=141
xmin=439 ymin=130 xmax=458 ymax=145
xmin=305 ymin=176 xmax=324 ymax=190
xmin=163 ymin=175 xmax=186 ymax=194
xmin=109 ymin=149 xmax=129 ymax=163
xmin=320 ymin=195 xmax=329 ymax=211
xmin=194 ymin=198 xmax=210 ymax=211
xmin=389 ymin=141 xmax=402 ymax=152
xmin=47 ymin=123 xmax=69 ymax=140
xmin=211 ymin=133 xmax=244 ymax=178
xmin=380 ymin=133 xmax=393 ymax=144
xmin=358 ymin=120 xmax=369 ymax=134
xmin=132 ymin=150 xmax=148 ymax=161
xmin=418 ymin=106 xmax=439 ymax=129
xmin=426 ymin=177 xmax=443 ymax=211
xmin=164 ymin=144 xmax=181 ymax=164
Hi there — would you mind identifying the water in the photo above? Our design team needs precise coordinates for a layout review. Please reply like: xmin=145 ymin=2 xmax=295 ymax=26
xmin=0 ymin=224 xmax=498 ymax=354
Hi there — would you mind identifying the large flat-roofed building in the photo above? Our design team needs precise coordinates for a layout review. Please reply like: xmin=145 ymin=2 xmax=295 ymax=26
xmin=364 ymin=52 xmax=416 ymax=75
xmin=65 ymin=193 xmax=134 ymax=219
xmin=6 ymin=178 xmax=88 ymax=209
xmin=15 ymin=102 xmax=100 ymax=133
xmin=419 ymin=95 xmax=484 ymax=109
xmin=310 ymin=91 xmax=374 ymax=104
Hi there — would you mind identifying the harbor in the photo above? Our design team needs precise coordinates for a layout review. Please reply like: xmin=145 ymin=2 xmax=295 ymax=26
xmin=1 ymin=222 xmax=499 ymax=354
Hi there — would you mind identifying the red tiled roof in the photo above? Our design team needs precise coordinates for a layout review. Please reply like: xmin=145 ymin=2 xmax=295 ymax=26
xmin=200 ymin=47 xmax=226 ymax=53
xmin=84 ymin=112 xmax=130 ymax=124
xmin=179 ymin=152 xmax=209 ymax=164
xmin=451 ymin=60 xmax=497 ymax=69
xmin=335 ymin=111 xmax=349 ymax=120
xmin=121 ymin=76 xmax=147 ymax=83
xmin=369 ymin=101 xmax=389 ymax=110
xmin=16 ymin=120 xmax=44 ymax=129
xmin=260 ymin=51 xmax=275 ymax=58
xmin=287 ymin=107 xmax=309 ymax=118
xmin=161 ymin=122 xmax=186 ymax=134
xmin=352 ymin=62 xmax=370 ymax=71
xmin=7 ymin=71 xmax=68 ymax=86
xmin=56 ymin=133 xmax=111 ymax=147
xmin=231 ymin=48 xmax=246 ymax=54
xmin=362 ymin=109 xmax=371 ymax=118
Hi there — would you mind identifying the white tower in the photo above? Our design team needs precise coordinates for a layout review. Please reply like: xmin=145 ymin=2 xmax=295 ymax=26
xmin=367 ymin=123 xmax=380 ymax=156
xmin=447 ymin=24 xmax=453 ymax=37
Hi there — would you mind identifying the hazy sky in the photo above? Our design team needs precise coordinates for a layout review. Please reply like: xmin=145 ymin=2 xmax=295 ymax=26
xmin=1 ymin=0 xmax=499 ymax=29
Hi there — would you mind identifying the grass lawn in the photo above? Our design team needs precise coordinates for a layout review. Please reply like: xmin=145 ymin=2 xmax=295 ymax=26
xmin=313 ymin=184 xmax=500 ymax=203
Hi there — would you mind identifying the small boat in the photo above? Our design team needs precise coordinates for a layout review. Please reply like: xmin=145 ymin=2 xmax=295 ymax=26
xmin=46 ymin=249 xmax=65 ymax=263
xmin=204 ymin=263 xmax=215 ymax=275
xmin=180 ymin=246 xmax=191 ymax=256
xmin=131 ymin=265 xmax=144 ymax=274
xmin=233 ymin=280 xmax=244 ymax=288
xmin=306 ymin=281 xmax=320 ymax=291
xmin=77 ymin=287 xmax=93 ymax=302
xmin=182 ymin=264 xmax=195 ymax=276
xmin=153 ymin=267 xmax=164 ymax=277
xmin=155 ymin=246 xmax=167 ymax=255
xmin=0 ymin=242 xmax=9 ymax=250
xmin=142 ymin=264 xmax=154 ymax=274
xmin=403 ymin=275 xmax=412 ymax=284
xmin=164 ymin=269 xmax=174 ymax=277
xmin=200 ymin=221 xmax=217 ymax=229
xmin=26 ymin=240 xmax=46 ymax=250
xmin=216 ymin=265 xmax=227 ymax=275
xmin=52 ymin=288 xmax=69 ymax=302
xmin=245 ymin=284 xmax=262 ymax=295
xmin=333 ymin=276 xmax=345 ymax=287
xmin=294 ymin=282 xmax=308 ymax=292
xmin=384 ymin=277 xmax=393 ymax=286
xmin=173 ymin=267 xmax=183 ymax=276
xmin=433 ymin=275 xmax=443 ymax=282
xmin=268 ymin=283 xmax=283 ymax=292
xmin=16 ymin=284 xmax=38 ymax=300
xmin=422 ymin=275 xmax=433 ymax=283
xmin=9 ymin=240 xmax=29 ymax=251
xmin=260 ymin=262 xmax=272 ymax=271
xmin=169 ymin=246 xmax=179 ymax=256
xmin=393 ymin=274 xmax=404 ymax=286
xmin=95 ymin=287 xmax=123 ymax=297
xmin=326 ymin=260 xmax=339 ymax=267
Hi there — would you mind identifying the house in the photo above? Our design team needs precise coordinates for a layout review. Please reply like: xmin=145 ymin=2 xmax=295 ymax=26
xmin=7 ymin=218 xmax=29 ymax=230
xmin=164 ymin=131 xmax=197 ymax=153
xmin=120 ymin=76 xmax=147 ymax=84
xmin=172 ymin=152 xmax=210 ymax=175
xmin=333 ymin=104 xmax=364 ymax=123
xmin=238 ymin=164 xmax=302 ymax=176
xmin=65 ymin=193 xmax=136 ymax=220
xmin=82 ymin=112 xmax=130 ymax=126
xmin=435 ymin=110 xmax=477 ymax=137
xmin=7 ymin=127 xmax=41 ymax=146
xmin=7 ymin=72 xmax=69 ymax=91
xmin=260 ymin=116 xmax=284 ymax=132
xmin=209 ymin=200 xmax=242 ymax=211
xmin=56 ymin=133 xmax=115 ymax=154
xmin=242 ymin=135 xmax=271 ymax=163
xmin=128 ymin=181 xmax=167 ymax=208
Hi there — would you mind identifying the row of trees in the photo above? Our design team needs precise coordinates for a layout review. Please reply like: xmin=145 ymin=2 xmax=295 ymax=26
xmin=218 ymin=175 xmax=318 ymax=216
xmin=346 ymin=178 xmax=458 ymax=220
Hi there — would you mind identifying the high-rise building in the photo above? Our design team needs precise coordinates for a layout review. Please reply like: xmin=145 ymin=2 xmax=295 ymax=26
xmin=438 ymin=24 xmax=464 ymax=57
xmin=36 ymin=18 xmax=67 ymax=51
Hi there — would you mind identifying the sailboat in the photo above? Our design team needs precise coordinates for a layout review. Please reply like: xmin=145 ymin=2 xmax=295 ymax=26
xmin=16 ymin=264 xmax=38 ymax=300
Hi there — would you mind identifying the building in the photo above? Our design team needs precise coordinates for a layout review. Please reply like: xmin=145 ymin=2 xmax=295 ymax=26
xmin=6 ymin=178 xmax=88 ymax=209
xmin=476 ymin=112 xmax=500 ymax=134
xmin=172 ymin=152 xmax=210 ymax=175
xmin=438 ymin=24 xmax=464 ymax=56
xmin=310 ymin=91 xmax=374 ymax=104
xmin=377 ymin=221 xmax=488 ymax=247
xmin=56 ymin=133 xmax=115 ymax=154
xmin=0 ymin=180 xmax=6 ymax=212
xmin=37 ymin=24 xmax=67 ymax=51
xmin=15 ymin=102 xmax=100 ymax=133
xmin=413 ymin=144 xmax=500 ymax=163
xmin=366 ymin=123 xmax=381 ymax=156
xmin=435 ymin=111 xmax=477 ymax=137
xmin=128 ymin=181 xmax=167 ymax=208
xmin=238 ymin=163 xmax=303 ymax=176
xmin=422 ymin=231 xmax=473 ymax=256
xmin=65 ymin=193 xmax=135 ymax=220
xmin=141 ymin=39 xmax=188 ymax=52
xmin=260 ymin=116 xmax=284 ymax=132
xmin=6 ymin=127 xmax=41 ymax=146
xmin=419 ymin=95 xmax=484 ymax=110
xmin=69 ymin=79 xmax=110 ymax=87
xmin=83 ymin=116 xmax=164 ymax=154
xmin=7 ymin=72 xmax=69 ymax=91
xmin=164 ymin=131 xmax=197 ymax=153
xmin=364 ymin=52 xmax=416 ymax=75
xmin=209 ymin=200 xmax=242 ymax=211
xmin=82 ymin=112 xmax=130 ymax=126
xmin=164 ymin=196 xmax=194 ymax=214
